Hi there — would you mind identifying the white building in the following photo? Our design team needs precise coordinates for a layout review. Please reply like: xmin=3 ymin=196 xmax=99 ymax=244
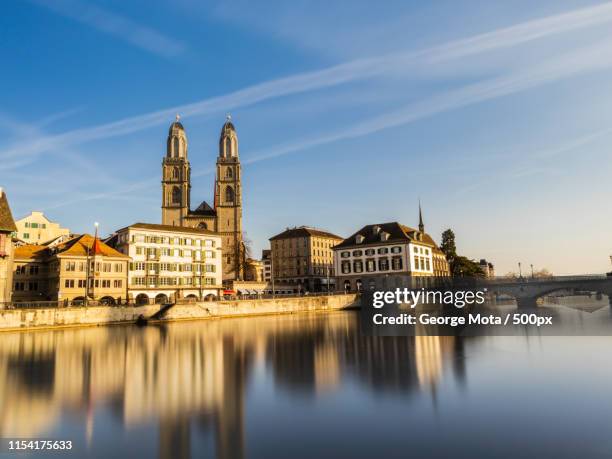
xmin=332 ymin=221 xmax=449 ymax=292
xmin=108 ymin=223 xmax=223 ymax=304
xmin=15 ymin=211 xmax=70 ymax=244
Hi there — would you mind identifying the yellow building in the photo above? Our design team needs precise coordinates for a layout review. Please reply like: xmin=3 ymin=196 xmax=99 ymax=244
xmin=0 ymin=188 xmax=17 ymax=306
xmin=12 ymin=234 xmax=129 ymax=305
xmin=269 ymin=226 xmax=343 ymax=292
xmin=14 ymin=211 xmax=69 ymax=244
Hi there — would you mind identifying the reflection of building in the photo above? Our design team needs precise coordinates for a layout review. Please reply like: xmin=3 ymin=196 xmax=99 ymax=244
xmin=261 ymin=250 xmax=271 ymax=282
xmin=479 ymin=259 xmax=495 ymax=278
xmin=0 ymin=189 xmax=17 ymax=305
xmin=161 ymin=116 xmax=244 ymax=282
xmin=12 ymin=234 xmax=129 ymax=303
xmin=14 ymin=211 xmax=69 ymax=244
xmin=0 ymin=311 xmax=469 ymax=458
xmin=107 ymin=223 xmax=223 ymax=304
xmin=269 ymin=226 xmax=343 ymax=292
xmin=333 ymin=209 xmax=450 ymax=292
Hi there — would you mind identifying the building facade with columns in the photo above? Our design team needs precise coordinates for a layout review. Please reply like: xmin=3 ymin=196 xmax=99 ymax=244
xmin=107 ymin=223 xmax=223 ymax=304
xmin=161 ymin=116 xmax=244 ymax=282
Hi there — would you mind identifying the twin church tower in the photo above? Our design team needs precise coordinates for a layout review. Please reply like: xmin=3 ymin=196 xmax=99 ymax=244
xmin=161 ymin=116 xmax=244 ymax=281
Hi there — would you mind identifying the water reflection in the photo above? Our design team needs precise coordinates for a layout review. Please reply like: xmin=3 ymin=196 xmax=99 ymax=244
xmin=0 ymin=312 xmax=468 ymax=458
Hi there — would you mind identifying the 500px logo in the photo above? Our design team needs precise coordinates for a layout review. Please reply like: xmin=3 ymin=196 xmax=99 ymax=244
xmin=372 ymin=288 xmax=487 ymax=309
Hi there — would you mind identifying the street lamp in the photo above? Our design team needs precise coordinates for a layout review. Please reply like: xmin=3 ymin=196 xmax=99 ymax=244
xmin=518 ymin=262 xmax=522 ymax=279
xmin=530 ymin=264 xmax=534 ymax=279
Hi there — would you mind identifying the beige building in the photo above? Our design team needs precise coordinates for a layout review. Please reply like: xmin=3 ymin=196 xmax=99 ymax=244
xmin=0 ymin=188 xmax=17 ymax=306
xmin=14 ymin=211 xmax=69 ymax=244
xmin=161 ymin=116 xmax=244 ymax=282
xmin=478 ymin=259 xmax=495 ymax=278
xmin=107 ymin=223 xmax=223 ymax=304
xmin=333 ymin=215 xmax=450 ymax=292
xmin=244 ymin=258 xmax=263 ymax=282
xmin=262 ymin=249 xmax=271 ymax=282
xmin=269 ymin=227 xmax=343 ymax=292
xmin=12 ymin=234 xmax=129 ymax=304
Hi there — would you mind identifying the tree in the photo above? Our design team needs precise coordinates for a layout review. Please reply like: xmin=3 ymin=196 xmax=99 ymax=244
xmin=452 ymin=256 xmax=485 ymax=278
xmin=440 ymin=228 xmax=484 ymax=278
xmin=440 ymin=229 xmax=457 ymax=265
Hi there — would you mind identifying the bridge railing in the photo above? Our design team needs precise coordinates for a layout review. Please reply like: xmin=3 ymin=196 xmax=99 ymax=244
xmin=481 ymin=274 xmax=608 ymax=285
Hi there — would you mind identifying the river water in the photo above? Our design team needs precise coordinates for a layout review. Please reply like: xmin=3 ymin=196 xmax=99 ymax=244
xmin=1 ymin=304 xmax=611 ymax=458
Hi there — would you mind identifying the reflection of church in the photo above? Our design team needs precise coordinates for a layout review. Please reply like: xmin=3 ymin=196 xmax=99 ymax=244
xmin=161 ymin=116 xmax=244 ymax=281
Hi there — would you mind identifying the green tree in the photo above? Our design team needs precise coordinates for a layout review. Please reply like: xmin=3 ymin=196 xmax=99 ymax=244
xmin=440 ymin=229 xmax=457 ymax=265
xmin=440 ymin=228 xmax=485 ymax=277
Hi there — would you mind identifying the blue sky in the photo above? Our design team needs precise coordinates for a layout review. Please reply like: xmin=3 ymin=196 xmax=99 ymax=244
xmin=1 ymin=0 xmax=612 ymax=275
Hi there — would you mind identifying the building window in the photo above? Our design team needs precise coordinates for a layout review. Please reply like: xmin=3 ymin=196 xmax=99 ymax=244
xmin=366 ymin=259 xmax=376 ymax=272
xmin=392 ymin=257 xmax=403 ymax=270
xmin=65 ymin=279 xmax=75 ymax=288
xmin=23 ymin=233 xmax=30 ymax=239
xmin=365 ymin=249 xmax=375 ymax=256
xmin=28 ymin=282 xmax=38 ymax=291
xmin=378 ymin=258 xmax=389 ymax=271
xmin=172 ymin=186 xmax=181 ymax=204
xmin=226 ymin=168 xmax=233 ymax=178
xmin=426 ymin=259 xmax=431 ymax=271
xmin=341 ymin=261 xmax=351 ymax=274
xmin=352 ymin=250 xmax=363 ymax=257
xmin=391 ymin=246 xmax=402 ymax=254
xmin=377 ymin=247 xmax=388 ymax=254
xmin=29 ymin=265 xmax=39 ymax=275
xmin=353 ymin=260 xmax=363 ymax=273
xmin=225 ymin=186 xmax=235 ymax=204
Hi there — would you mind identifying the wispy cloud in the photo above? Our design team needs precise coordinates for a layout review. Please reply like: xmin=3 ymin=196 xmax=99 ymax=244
xmin=5 ymin=2 xmax=612 ymax=166
xmin=28 ymin=0 xmax=186 ymax=58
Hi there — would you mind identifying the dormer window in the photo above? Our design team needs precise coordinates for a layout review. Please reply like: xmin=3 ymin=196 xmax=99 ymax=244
xmin=356 ymin=235 xmax=365 ymax=244
xmin=380 ymin=232 xmax=389 ymax=241
xmin=372 ymin=225 xmax=381 ymax=235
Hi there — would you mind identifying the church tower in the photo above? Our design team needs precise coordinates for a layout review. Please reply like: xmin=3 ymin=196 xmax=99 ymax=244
xmin=214 ymin=116 xmax=244 ymax=280
xmin=161 ymin=116 xmax=190 ymax=226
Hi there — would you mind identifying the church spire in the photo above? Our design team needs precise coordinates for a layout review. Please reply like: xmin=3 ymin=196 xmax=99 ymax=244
xmin=418 ymin=200 xmax=424 ymax=233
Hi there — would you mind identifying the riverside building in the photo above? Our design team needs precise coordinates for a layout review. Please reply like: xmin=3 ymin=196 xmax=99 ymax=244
xmin=269 ymin=226 xmax=343 ymax=292
xmin=333 ymin=208 xmax=450 ymax=292
xmin=0 ymin=189 xmax=17 ymax=306
xmin=108 ymin=223 xmax=223 ymax=304
xmin=12 ymin=234 xmax=129 ymax=304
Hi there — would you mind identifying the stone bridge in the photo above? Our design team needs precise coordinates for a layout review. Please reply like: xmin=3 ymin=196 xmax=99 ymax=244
xmin=477 ymin=275 xmax=612 ymax=308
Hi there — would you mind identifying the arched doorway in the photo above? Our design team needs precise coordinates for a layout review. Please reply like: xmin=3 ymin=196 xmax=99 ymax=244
xmin=344 ymin=280 xmax=351 ymax=292
xmin=72 ymin=296 xmax=86 ymax=306
xmin=185 ymin=294 xmax=198 ymax=302
xmin=135 ymin=293 xmax=150 ymax=305
xmin=155 ymin=293 xmax=169 ymax=304
xmin=205 ymin=294 xmax=216 ymax=302
xmin=100 ymin=296 xmax=115 ymax=305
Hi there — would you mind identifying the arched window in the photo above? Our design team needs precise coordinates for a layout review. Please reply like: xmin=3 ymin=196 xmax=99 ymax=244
xmin=198 ymin=222 xmax=208 ymax=230
xmin=172 ymin=186 xmax=181 ymax=204
xmin=173 ymin=137 xmax=180 ymax=157
xmin=172 ymin=167 xmax=179 ymax=180
xmin=225 ymin=186 xmax=235 ymax=204
xmin=226 ymin=167 xmax=233 ymax=179
xmin=225 ymin=137 xmax=232 ymax=157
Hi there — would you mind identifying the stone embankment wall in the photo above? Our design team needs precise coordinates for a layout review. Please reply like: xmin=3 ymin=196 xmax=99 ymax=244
xmin=0 ymin=294 xmax=359 ymax=331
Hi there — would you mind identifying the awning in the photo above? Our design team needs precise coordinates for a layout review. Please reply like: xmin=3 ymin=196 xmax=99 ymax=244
xmin=237 ymin=289 xmax=246 ymax=294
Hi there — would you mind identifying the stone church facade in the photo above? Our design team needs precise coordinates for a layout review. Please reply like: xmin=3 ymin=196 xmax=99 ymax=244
xmin=161 ymin=116 xmax=244 ymax=281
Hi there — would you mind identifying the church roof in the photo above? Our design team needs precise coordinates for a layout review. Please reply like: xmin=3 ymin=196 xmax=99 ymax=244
xmin=168 ymin=121 xmax=184 ymax=135
xmin=190 ymin=201 xmax=217 ymax=216
xmin=0 ymin=190 xmax=16 ymax=233
xmin=269 ymin=226 xmax=343 ymax=241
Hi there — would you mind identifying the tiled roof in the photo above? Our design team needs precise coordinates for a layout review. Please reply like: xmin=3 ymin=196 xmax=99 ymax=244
xmin=269 ymin=226 xmax=343 ymax=241
xmin=54 ymin=234 xmax=128 ymax=258
xmin=118 ymin=222 xmax=219 ymax=236
xmin=0 ymin=191 xmax=17 ymax=233
xmin=333 ymin=222 xmax=442 ymax=251
xmin=14 ymin=244 xmax=48 ymax=260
